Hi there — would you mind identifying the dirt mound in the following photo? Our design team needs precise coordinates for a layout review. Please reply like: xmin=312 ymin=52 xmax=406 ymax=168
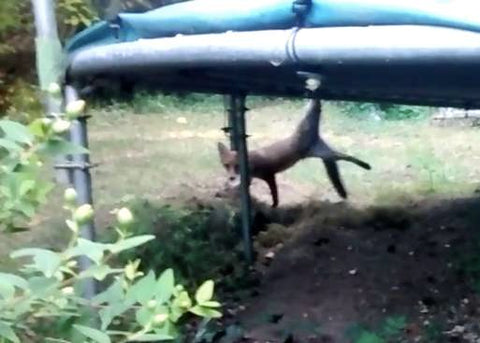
xmin=230 ymin=196 xmax=480 ymax=343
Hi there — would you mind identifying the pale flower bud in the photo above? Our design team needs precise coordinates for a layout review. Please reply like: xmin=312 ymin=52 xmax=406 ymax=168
xmin=61 ymin=287 xmax=74 ymax=295
xmin=42 ymin=117 xmax=53 ymax=128
xmin=153 ymin=313 xmax=168 ymax=324
xmin=124 ymin=259 xmax=141 ymax=281
xmin=52 ymin=119 xmax=71 ymax=134
xmin=47 ymin=83 xmax=61 ymax=95
xmin=73 ymin=204 xmax=94 ymax=225
xmin=147 ymin=300 xmax=157 ymax=309
xmin=117 ymin=207 xmax=134 ymax=226
xmin=64 ymin=188 xmax=77 ymax=203
xmin=66 ymin=100 xmax=86 ymax=117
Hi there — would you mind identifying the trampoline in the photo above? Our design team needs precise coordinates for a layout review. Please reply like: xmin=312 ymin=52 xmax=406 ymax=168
xmin=66 ymin=0 xmax=480 ymax=107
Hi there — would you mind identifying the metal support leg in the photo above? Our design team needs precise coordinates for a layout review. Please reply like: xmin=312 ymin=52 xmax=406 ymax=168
xmin=222 ymin=95 xmax=237 ymax=150
xmin=31 ymin=0 xmax=70 ymax=184
xmin=228 ymin=94 xmax=253 ymax=263
xmin=64 ymin=85 xmax=97 ymax=299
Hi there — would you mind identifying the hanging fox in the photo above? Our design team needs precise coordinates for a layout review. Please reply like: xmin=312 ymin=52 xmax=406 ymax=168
xmin=217 ymin=99 xmax=371 ymax=207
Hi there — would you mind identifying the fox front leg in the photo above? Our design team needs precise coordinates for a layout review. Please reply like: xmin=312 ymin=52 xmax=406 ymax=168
xmin=263 ymin=175 xmax=279 ymax=208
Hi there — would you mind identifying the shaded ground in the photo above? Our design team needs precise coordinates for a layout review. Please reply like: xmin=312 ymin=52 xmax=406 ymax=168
xmin=224 ymin=195 xmax=480 ymax=342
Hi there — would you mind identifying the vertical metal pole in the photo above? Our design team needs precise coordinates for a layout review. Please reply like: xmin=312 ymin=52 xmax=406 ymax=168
xmin=224 ymin=95 xmax=237 ymax=150
xmin=31 ymin=0 xmax=70 ymax=184
xmin=229 ymin=94 xmax=253 ymax=263
xmin=64 ymin=85 xmax=97 ymax=299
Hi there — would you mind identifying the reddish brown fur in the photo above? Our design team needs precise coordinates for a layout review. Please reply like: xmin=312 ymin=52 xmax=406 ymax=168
xmin=218 ymin=99 xmax=371 ymax=207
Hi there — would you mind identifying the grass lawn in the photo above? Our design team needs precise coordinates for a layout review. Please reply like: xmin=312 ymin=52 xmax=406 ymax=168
xmin=88 ymin=97 xmax=480 ymax=208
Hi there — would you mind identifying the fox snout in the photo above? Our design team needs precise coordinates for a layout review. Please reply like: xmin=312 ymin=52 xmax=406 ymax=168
xmin=217 ymin=142 xmax=242 ymax=189
xmin=225 ymin=168 xmax=241 ymax=188
xmin=226 ymin=175 xmax=241 ymax=189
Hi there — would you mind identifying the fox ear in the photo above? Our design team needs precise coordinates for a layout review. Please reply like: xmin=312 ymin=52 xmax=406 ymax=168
xmin=217 ymin=142 xmax=230 ymax=159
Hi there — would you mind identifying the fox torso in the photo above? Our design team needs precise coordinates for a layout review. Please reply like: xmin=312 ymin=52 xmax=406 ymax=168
xmin=249 ymin=99 xmax=322 ymax=176
xmin=249 ymin=139 xmax=302 ymax=177
xmin=217 ymin=99 xmax=370 ymax=207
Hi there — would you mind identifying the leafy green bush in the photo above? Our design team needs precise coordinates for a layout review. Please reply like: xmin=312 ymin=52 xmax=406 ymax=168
xmin=0 ymin=1 xmax=26 ymax=55
xmin=0 ymin=190 xmax=221 ymax=342
xmin=0 ymin=87 xmax=221 ymax=342
xmin=57 ymin=0 xmax=99 ymax=39
xmin=0 ymin=0 xmax=97 ymax=121
xmin=380 ymin=104 xmax=432 ymax=120
xmin=108 ymin=200 xmax=252 ymax=295
xmin=337 ymin=101 xmax=432 ymax=121
xmin=1 ymin=79 xmax=44 ymax=122
xmin=0 ymin=97 xmax=86 ymax=232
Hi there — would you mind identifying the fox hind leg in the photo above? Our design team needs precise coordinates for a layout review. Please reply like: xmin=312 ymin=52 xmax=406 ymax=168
xmin=308 ymin=139 xmax=370 ymax=199
xmin=322 ymin=159 xmax=348 ymax=199
xmin=333 ymin=151 xmax=371 ymax=170
xmin=263 ymin=175 xmax=279 ymax=208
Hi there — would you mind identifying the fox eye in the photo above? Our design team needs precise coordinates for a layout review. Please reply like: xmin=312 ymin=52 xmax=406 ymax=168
xmin=234 ymin=165 xmax=239 ymax=173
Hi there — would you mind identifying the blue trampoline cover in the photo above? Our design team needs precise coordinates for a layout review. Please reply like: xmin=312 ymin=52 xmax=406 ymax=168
xmin=66 ymin=0 xmax=480 ymax=53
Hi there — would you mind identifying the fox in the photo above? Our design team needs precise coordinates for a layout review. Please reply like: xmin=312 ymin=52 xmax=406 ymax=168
xmin=217 ymin=98 xmax=371 ymax=207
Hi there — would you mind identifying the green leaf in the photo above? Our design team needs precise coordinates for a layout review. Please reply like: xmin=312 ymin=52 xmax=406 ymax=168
xmin=16 ymin=202 xmax=36 ymax=218
xmin=11 ymin=297 xmax=32 ymax=318
xmin=155 ymin=269 xmax=174 ymax=303
xmin=92 ymin=279 xmax=124 ymax=305
xmin=135 ymin=306 xmax=155 ymax=327
xmin=0 ymin=273 xmax=28 ymax=299
xmin=108 ymin=235 xmax=155 ymax=254
xmin=171 ymin=291 xmax=191 ymax=320
xmin=189 ymin=305 xmax=222 ymax=319
xmin=0 ymin=273 xmax=28 ymax=289
xmin=19 ymin=179 xmax=35 ymax=197
xmin=201 ymin=301 xmax=221 ymax=308
xmin=38 ymin=138 xmax=89 ymax=156
xmin=65 ymin=238 xmax=109 ymax=265
xmin=79 ymin=265 xmax=119 ymax=281
xmin=28 ymin=118 xmax=47 ymax=138
xmin=128 ymin=333 xmax=174 ymax=341
xmin=99 ymin=303 xmax=130 ymax=331
xmin=0 ymin=322 xmax=20 ymax=343
xmin=74 ymin=325 xmax=111 ymax=343
xmin=0 ymin=138 xmax=22 ymax=152
xmin=0 ymin=120 xmax=33 ymax=144
xmin=10 ymin=248 xmax=61 ymax=278
xmin=195 ymin=280 xmax=214 ymax=304
xmin=27 ymin=276 xmax=57 ymax=297
xmin=126 ymin=271 xmax=156 ymax=305
xmin=0 ymin=283 xmax=15 ymax=300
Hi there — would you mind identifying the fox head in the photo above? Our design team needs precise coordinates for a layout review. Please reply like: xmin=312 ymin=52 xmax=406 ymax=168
xmin=217 ymin=142 xmax=241 ymax=188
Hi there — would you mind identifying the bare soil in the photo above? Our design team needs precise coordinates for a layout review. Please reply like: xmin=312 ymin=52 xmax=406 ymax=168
xmin=210 ymin=192 xmax=480 ymax=343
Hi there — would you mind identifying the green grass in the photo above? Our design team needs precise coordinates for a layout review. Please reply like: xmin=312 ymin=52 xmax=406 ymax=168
xmin=1 ymin=95 xmax=480 ymax=267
